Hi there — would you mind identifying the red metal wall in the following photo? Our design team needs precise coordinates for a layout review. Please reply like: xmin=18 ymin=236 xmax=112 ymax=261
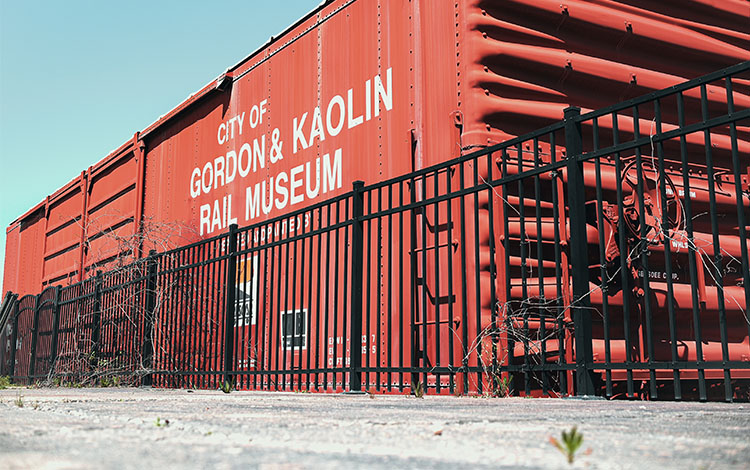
xmin=4 ymin=0 xmax=749 ymax=297
xmin=461 ymin=0 xmax=750 ymax=147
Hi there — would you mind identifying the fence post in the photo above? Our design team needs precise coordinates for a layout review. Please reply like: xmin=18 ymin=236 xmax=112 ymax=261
xmin=141 ymin=250 xmax=159 ymax=386
xmin=48 ymin=286 xmax=62 ymax=377
xmin=349 ymin=181 xmax=365 ymax=392
xmin=90 ymin=270 xmax=103 ymax=369
xmin=27 ymin=294 xmax=42 ymax=384
xmin=223 ymin=224 xmax=239 ymax=387
xmin=8 ymin=296 xmax=19 ymax=379
xmin=564 ymin=106 xmax=596 ymax=396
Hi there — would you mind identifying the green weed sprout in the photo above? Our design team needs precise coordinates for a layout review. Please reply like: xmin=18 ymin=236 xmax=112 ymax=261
xmin=413 ymin=381 xmax=424 ymax=398
xmin=550 ymin=426 xmax=584 ymax=465
xmin=219 ymin=380 xmax=233 ymax=394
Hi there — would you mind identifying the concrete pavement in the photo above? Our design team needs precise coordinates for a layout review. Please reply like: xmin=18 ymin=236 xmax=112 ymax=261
xmin=0 ymin=387 xmax=747 ymax=469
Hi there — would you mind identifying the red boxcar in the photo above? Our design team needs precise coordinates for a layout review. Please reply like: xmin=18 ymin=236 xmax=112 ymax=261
xmin=3 ymin=0 xmax=749 ymax=394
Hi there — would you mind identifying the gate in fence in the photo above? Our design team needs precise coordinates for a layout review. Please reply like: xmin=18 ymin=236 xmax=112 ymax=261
xmin=2 ymin=61 xmax=748 ymax=401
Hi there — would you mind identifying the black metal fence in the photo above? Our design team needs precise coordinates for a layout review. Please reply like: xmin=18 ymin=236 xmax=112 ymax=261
xmin=2 ymin=61 xmax=748 ymax=401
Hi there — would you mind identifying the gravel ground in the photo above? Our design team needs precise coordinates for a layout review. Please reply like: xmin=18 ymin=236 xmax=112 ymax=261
xmin=0 ymin=387 xmax=748 ymax=470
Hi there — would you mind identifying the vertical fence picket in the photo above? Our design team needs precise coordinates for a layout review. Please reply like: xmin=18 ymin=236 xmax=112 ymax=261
xmin=725 ymin=77 xmax=750 ymax=359
xmin=349 ymin=181 xmax=365 ymax=392
xmin=223 ymin=224 xmax=238 ymax=387
xmin=563 ymin=107 xmax=596 ymax=396
xmin=27 ymin=294 xmax=42 ymax=384
xmin=90 ymin=271 xmax=103 ymax=372
xmin=48 ymin=286 xmax=62 ymax=377
xmin=9 ymin=299 xmax=19 ymax=378
xmin=141 ymin=250 xmax=159 ymax=386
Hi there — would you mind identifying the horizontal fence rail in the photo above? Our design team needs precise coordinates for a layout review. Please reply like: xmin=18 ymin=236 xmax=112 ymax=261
xmin=2 ymin=61 xmax=748 ymax=401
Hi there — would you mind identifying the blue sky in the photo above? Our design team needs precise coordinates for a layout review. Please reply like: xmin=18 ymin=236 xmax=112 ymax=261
xmin=0 ymin=0 xmax=320 ymax=290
